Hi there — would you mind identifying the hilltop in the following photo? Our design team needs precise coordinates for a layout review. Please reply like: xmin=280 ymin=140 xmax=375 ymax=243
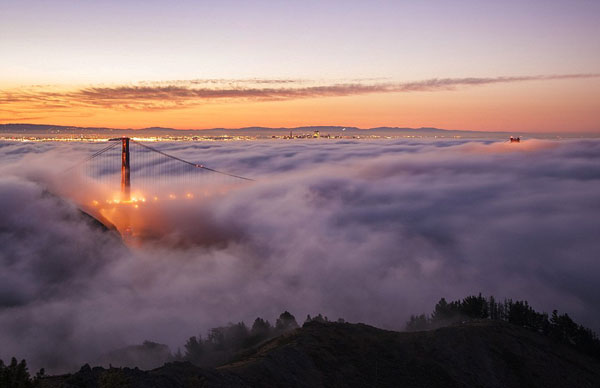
xmin=38 ymin=320 xmax=600 ymax=388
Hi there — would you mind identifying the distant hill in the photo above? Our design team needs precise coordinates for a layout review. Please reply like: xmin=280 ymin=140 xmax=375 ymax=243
xmin=0 ymin=123 xmax=520 ymax=138
xmin=40 ymin=320 xmax=600 ymax=388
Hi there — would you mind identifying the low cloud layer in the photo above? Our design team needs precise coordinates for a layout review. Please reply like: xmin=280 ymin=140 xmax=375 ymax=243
xmin=1 ymin=138 xmax=599 ymax=373
xmin=2 ymin=74 xmax=599 ymax=113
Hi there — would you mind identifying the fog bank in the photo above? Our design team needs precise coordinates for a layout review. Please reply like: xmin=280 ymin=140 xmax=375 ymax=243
xmin=1 ymin=138 xmax=599 ymax=372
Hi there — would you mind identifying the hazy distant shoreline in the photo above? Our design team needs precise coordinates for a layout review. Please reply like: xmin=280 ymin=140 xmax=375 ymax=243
xmin=1 ymin=123 xmax=596 ymax=141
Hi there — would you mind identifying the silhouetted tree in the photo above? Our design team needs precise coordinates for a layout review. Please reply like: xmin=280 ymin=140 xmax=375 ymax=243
xmin=304 ymin=314 xmax=313 ymax=325
xmin=0 ymin=357 xmax=39 ymax=388
xmin=429 ymin=297 xmax=463 ymax=327
xmin=225 ymin=322 xmax=250 ymax=350
xmin=488 ymin=296 xmax=498 ymax=320
xmin=183 ymin=312 xmax=301 ymax=367
xmin=461 ymin=294 xmax=488 ymax=319
xmin=207 ymin=327 xmax=226 ymax=350
xmin=405 ymin=294 xmax=600 ymax=360
xmin=406 ymin=314 xmax=429 ymax=331
xmin=497 ymin=300 xmax=506 ymax=321
xmin=431 ymin=298 xmax=453 ymax=322
xmin=275 ymin=311 xmax=299 ymax=332
xmin=251 ymin=318 xmax=272 ymax=336
xmin=184 ymin=336 xmax=204 ymax=364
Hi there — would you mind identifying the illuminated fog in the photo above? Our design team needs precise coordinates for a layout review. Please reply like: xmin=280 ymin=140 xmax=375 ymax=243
xmin=1 ymin=138 xmax=599 ymax=372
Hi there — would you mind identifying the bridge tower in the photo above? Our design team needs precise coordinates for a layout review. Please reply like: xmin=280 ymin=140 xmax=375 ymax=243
xmin=121 ymin=137 xmax=131 ymax=201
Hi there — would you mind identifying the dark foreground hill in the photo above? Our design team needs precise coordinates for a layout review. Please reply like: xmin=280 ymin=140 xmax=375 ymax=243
xmin=41 ymin=319 xmax=600 ymax=388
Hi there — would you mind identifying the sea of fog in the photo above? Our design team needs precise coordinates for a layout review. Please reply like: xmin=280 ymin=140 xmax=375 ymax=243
xmin=1 ymin=138 xmax=599 ymax=373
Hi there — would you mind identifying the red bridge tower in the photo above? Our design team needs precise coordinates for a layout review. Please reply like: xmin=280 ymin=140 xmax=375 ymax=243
xmin=121 ymin=137 xmax=130 ymax=201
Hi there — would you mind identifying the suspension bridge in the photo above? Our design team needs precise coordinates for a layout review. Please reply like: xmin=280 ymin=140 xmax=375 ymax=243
xmin=65 ymin=137 xmax=253 ymax=238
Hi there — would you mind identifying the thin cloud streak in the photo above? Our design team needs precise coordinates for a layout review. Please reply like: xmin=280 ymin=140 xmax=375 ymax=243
xmin=1 ymin=74 xmax=598 ymax=113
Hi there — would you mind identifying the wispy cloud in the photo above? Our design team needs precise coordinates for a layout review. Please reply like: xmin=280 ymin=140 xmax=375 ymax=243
xmin=1 ymin=74 xmax=598 ymax=113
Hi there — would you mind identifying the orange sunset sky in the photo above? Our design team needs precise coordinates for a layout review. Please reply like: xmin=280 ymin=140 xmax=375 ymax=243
xmin=1 ymin=0 xmax=599 ymax=133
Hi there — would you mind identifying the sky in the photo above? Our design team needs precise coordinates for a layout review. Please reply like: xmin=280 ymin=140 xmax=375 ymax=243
xmin=2 ymin=138 xmax=600 ymax=372
xmin=1 ymin=0 xmax=599 ymax=131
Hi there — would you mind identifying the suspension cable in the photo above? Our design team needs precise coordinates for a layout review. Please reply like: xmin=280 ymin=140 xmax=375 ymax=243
xmin=62 ymin=141 xmax=120 ymax=173
xmin=130 ymin=139 xmax=254 ymax=181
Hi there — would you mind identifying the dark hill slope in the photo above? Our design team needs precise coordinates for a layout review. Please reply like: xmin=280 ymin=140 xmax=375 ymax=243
xmin=46 ymin=320 xmax=600 ymax=388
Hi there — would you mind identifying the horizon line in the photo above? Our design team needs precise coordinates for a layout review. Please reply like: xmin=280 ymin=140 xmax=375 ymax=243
xmin=2 ymin=122 xmax=599 ymax=135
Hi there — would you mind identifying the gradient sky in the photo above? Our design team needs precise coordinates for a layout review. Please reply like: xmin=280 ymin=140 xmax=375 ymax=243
xmin=1 ymin=0 xmax=599 ymax=131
